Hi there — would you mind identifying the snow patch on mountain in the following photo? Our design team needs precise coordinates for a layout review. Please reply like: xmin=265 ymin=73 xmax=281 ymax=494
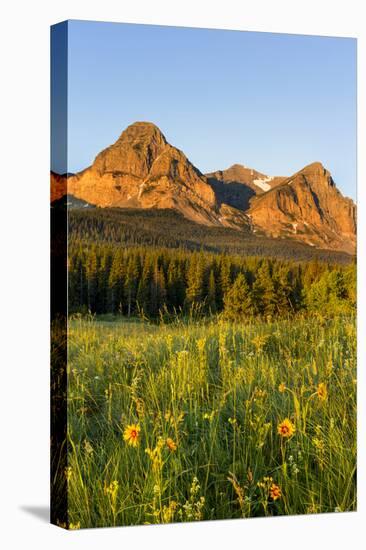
xmin=252 ymin=176 xmax=273 ymax=192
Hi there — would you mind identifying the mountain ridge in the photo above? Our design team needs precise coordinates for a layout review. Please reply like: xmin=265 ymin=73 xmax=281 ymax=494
xmin=52 ymin=121 xmax=356 ymax=254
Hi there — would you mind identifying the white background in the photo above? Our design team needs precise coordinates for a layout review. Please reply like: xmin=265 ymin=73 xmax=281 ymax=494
xmin=1 ymin=0 xmax=365 ymax=548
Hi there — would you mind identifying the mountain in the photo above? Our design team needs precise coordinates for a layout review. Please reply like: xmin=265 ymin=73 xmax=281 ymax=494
xmin=247 ymin=162 xmax=356 ymax=254
xmin=54 ymin=121 xmax=356 ymax=254
xmin=67 ymin=122 xmax=220 ymax=226
xmin=206 ymin=164 xmax=286 ymax=211
xmin=50 ymin=171 xmax=67 ymax=203
xmin=207 ymin=164 xmax=286 ymax=194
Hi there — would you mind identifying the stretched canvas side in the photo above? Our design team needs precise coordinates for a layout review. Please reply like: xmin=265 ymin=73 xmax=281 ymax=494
xmin=50 ymin=21 xmax=69 ymax=529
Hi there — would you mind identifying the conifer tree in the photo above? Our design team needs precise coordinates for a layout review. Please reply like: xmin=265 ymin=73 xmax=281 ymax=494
xmin=252 ymin=261 xmax=276 ymax=316
xmin=150 ymin=261 xmax=167 ymax=315
xmin=136 ymin=257 xmax=152 ymax=316
xmin=219 ymin=256 xmax=232 ymax=308
xmin=207 ymin=269 xmax=217 ymax=313
xmin=186 ymin=253 xmax=205 ymax=309
xmin=223 ymin=272 xmax=252 ymax=320
xmin=85 ymin=246 xmax=98 ymax=312
xmin=274 ymin=265 xmax=293 ymax=315
xmin=124 ymin=254 xmax=139 ymax=317
xmin=108 ymin=249 xmax=125 ymax=313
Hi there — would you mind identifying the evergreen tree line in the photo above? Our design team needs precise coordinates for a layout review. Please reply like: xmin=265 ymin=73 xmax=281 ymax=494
xmin=68 ymin=242 xmax=356 ymax=320
xmin=68 ymin=208 xmax=353 ymax=264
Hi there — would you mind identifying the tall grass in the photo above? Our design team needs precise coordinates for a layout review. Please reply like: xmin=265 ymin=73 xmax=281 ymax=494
xmin=65 ymin=314 xmax=356 ymax=528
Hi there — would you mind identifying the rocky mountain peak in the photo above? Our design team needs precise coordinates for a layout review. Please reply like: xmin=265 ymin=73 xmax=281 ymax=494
xmin=67 ymin=121 xmax=220 ymax=226
xmin=92 ymin=121 xmax=168 ymax=178
xmin=116 ymin=121 xmax=167 ymax=147
xmin=295 ymin=161 xmax=334 ymax=187
xmin=248 ymin=161 xmax=355 ymax=253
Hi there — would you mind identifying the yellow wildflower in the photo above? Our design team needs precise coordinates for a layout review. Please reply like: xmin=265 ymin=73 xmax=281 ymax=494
xmin=277 ymin=418 xmax=296 ymax=438
xmin=317 ymin=382 xmax=327 ymax=401
xmin=278 ymin=382 xmax=286 ymax=393
xmin=104 ymin=480 xmax=119 ymax=498
xmin=123 ymin=424 xmax=141 ymax=447
xmin=162 ymin=501 xmax=178 ymax=523
xmin=166 ymin=437 xmax=177 ymax=452
xmin=64 ymin=466 xmax=73 ymax=481
xmin=269 ymin=483 xmax=282 ymax=501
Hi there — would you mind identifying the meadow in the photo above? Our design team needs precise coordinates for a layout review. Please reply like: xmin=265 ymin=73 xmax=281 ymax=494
xmin=65 ymin=314 xmax=356 ymax=528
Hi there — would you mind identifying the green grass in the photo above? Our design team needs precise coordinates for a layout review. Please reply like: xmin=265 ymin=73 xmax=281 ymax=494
xmin=65 ymin=314 xmax=356 ymax=528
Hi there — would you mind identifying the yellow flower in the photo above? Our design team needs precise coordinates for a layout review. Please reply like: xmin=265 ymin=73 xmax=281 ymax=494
xmin=253 ymin=388 xmax=267 ymax=399
xmin=123 ymin=424 xmax=141 ymax=447
xmin=203 ymin=411 xmax=215 ymax=421
xmin=277 ymin=418 xmax=296 ymax=438
xmin=312 ymin=437 xmax=325 ymax=451
xmin=146 ymin=439 xmax=164 ymax=472
xmin=316 ymin=382 xmax=327 ymax=401
xmin=64 ymin=466 xmax=73 ymax=481
xmin=278 ymin=382 xmax=286 ymax=393
xmin=166 ymin=437 xmax=177 ymax=452
xmin=162 ymin=501 xmax=178 ymax=523
xmin=104 ymin=480 xmax=119 ymax=496
xmin=269 ymin=483 xmax=282 ymax=501
xmin=69 ymin=522 xmax=81 ymax=530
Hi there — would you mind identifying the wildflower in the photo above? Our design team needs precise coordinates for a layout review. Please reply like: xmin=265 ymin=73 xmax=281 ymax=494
xmin=64 ymin=466 xmax=73 ymax=481
xmin=162 ymin=501 xmax=178 ymax=523
xmin=317 ymin=382 xmax=327 ymax=401
xmin=166 ymin=437 xmax=177 ymax=452
xmin=69 ymin=522 xmax=81 ymax=530
xmin=269 ymin=483 xmax=282 ymax=501
xmin=134 ymin=397 xmax=145 ymax=418
xmin=277 ymin=418 xmax=296 ymax=438
xmin=312 ymin=437 xmax=325 ymax=451
xmin=83 ymin=439 xmax=93 ymax=455
xmin=180 ymin=477 xmax=205 ymax=521
xmin=227 ymin=472 xmax=244 ymax=508
xmin=123 ymin=424 xmax=141 ymax=447
xmin=104 ymin=480 xmax=119 ymax=497
xmin=104 ymin=480 xmax=119 ymax=513
xmin=146 ymin=438 xmax=164 ymax=472
xmin=278 ymin=382 xmax=286 ymax=393
xmin=164 ymin=410 xmax=185 ymax=426
xmin=253 ymin=387 xmax=267 ymax=399
xmin=203 ymin=411 xmax=215 ymax=421
xmin=190 ymin=477 xmax=201 ymax=496
xmin=247 ymin=468 xmax=253 ymax=483
xmin=228 ymin=417 xmax=237 ymax=425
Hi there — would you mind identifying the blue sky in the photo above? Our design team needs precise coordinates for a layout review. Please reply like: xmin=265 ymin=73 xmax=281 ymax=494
xmin=58 ymin=20 xmax=356 ymax=199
